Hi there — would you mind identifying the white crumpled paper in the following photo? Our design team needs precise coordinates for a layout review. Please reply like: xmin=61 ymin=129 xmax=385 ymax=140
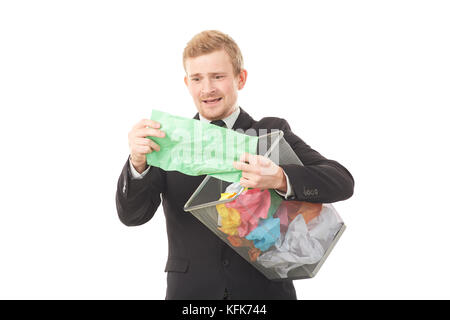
xmin=257 ymin=204 xmax=342 ymax=278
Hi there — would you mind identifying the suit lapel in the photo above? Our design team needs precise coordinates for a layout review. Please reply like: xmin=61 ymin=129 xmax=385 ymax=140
xmin=232 ymin=107 xmax=255 ymax=131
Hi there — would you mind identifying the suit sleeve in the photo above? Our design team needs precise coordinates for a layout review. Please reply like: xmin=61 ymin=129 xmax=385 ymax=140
xmin=115 ymin=156 xmax=166 ymax=226
xmin=260 ymin=118 xmax=354 ymax=203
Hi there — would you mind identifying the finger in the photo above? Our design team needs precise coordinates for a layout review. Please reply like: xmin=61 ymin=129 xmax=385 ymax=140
xmin=136 ymin=127 xmax=166 ymax=139
xmin=241 ymin=171 xmax=259 ymax=182
xmin=134 ymin=145 xmax=153 ymax=154
xmin=135 ymin=138 xmax=161 ymax=152
xmin=239 ymin=177 xmax=257 ymax=189
xmin=249 ymin=154 xmax=271 ymax=167
xmin=135 ymin=138 xmax=152 ymax=146
xmin=240 ymin=153 xmax=265 ymax=167
xmin=133 ymin=119 xmax=161 ymax=130
xmin=239 ymin=152 xmax=252 ymax=163
xmin=259 ymin=156 xmax=272 ymax=167
xmin=233 ymin=161 xmax=259 ymax=174
xmin=147 ymin=139 xmax=161 ymax=152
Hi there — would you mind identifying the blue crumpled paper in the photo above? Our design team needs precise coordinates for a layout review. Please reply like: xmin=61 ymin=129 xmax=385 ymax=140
xmin=245 ymin=217 xmax=281 ymax=251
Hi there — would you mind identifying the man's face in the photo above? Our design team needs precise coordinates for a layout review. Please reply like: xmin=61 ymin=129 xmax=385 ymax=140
xmin=184 ymin=50 xmax=247 ymax=121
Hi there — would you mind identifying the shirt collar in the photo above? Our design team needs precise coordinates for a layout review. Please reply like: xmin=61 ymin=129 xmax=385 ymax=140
xmin=198 ymin=107 xmax=241 ymax=129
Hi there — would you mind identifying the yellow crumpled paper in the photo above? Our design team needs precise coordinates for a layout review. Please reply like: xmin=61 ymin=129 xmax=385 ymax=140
xmin=216 ymin=193 xmax=241 ymax=236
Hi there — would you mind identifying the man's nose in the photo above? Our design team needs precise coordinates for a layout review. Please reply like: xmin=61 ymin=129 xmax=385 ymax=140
xmin=201 ymin=79 xmax=216 ymax=95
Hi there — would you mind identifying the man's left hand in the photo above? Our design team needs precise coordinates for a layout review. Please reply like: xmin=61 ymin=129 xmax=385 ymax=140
xmin=233 ymin=153 xmax=287 ymax=192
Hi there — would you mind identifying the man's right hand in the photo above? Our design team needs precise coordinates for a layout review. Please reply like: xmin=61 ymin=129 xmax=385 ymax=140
xmin=128 ymin=119 xmax=165 ymax=173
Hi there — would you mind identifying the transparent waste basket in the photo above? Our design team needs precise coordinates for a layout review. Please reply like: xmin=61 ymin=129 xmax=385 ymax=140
xmin=184 ymin=131 xmax=346 ymax=281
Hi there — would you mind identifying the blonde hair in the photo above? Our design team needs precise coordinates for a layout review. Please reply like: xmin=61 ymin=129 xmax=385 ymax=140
xmin=183 ymin=30 xmax=244 ymax=77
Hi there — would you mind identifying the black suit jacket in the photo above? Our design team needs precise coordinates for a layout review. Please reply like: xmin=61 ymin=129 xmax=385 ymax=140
xmin=115 ymin=107 xmax=354 ymax=300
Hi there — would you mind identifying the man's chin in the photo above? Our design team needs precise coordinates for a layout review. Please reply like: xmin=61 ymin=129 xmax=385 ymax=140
xmin=198 ymin=106 xmax=226 ymax=121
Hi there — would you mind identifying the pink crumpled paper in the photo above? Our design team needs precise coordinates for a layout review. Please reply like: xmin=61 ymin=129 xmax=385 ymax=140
xmin=225 ymin=188 xmax=271 ymax=237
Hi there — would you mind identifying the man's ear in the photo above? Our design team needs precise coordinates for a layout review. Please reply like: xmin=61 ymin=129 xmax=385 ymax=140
xmin=184 ymin=75 xmax=188 ymax=87
xmin=238 ymin=69 xmax=248 ymax=90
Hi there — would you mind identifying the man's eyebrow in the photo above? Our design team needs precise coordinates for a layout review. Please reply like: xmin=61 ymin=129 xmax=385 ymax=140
xmin=189 ymin=72 xmax=227 ymax=78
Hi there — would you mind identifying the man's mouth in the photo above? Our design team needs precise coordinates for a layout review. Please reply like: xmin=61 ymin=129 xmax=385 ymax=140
xmin=202 ymin=97 xmax=223 ymax=104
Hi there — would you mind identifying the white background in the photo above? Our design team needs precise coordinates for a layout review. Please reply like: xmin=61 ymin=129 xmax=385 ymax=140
xmin=1 ymin=0 xmax=449 ymax=299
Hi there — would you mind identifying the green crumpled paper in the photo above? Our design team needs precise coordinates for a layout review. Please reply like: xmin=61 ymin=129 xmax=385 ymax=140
xmin=146 ymin=109 xmax=258 ymax=182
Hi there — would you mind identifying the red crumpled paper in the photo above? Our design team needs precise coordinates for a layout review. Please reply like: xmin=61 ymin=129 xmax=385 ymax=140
xmin=275 ymin=201 xmax=323 ymax=233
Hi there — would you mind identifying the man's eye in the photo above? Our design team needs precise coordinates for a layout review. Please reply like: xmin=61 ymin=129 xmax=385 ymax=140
xmin=215 ymin=75 xmax=224 ymax=79
xmin=191 ymin=78 xmax=200 ymax=81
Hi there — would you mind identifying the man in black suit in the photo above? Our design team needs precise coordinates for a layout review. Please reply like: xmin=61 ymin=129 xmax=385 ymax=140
xmin=116 ymin=30 xmax=354 ymax=300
